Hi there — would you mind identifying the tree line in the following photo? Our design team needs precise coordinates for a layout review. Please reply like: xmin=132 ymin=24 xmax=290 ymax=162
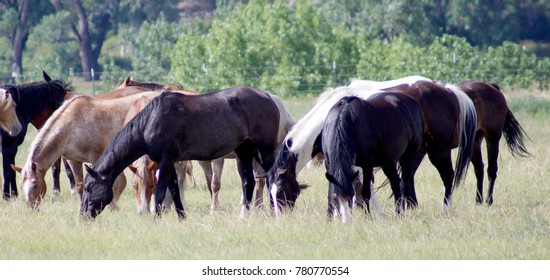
xmin=1 ymin=0 xmax=550 ymax=93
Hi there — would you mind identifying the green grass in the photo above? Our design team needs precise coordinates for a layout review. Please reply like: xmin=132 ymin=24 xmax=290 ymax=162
xmin=0 ymin=92 xmax=549 ymax=260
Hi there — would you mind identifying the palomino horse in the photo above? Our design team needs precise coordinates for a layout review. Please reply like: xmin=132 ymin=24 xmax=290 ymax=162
xmin=348 ymin=79 xmax=477 ymax=212
xmin=1 ymin=71 xmax=69 ymax=200
xmin=0 ymin=87 xmax=22 ymax=136
xmin=268 ymin=76 xmax=431 ymax=217
xmin=457 ymin=80 xmax=530 ymax=205
xmin=323 ymin=93 xmax=424 ymax=223
xmin=15 ymin=91 xmax=165 ymax=209
xmin=52 ymin=85 xmax=153 ymax=195
xmin=81 ymin=87 xmax=281 ymax=220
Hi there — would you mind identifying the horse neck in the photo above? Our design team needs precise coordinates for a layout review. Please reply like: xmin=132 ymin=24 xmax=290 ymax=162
xmin=27 ymin=123 xmax=69 ymax=171
xmin=17 ymin=84 xmax=64 ymax=123
xmin=94 ymin=126 xmax=147 ymax=185
xmin=287 ymin=89 xmax=352 ymax=173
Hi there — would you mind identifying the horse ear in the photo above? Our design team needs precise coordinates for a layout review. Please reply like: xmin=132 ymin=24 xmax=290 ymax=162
xmin=325 ymin=172 xmax=337 ymax=184
xmin=128 ymin=165 xmax=138 ymax=174
xmin=124 ymin=76 xmax=132 ymax=86
xmin=84 ymin=164 xmax=96 ymax=176
xmin=10 ymin=164 xmax=22 ymax=173
xmin=147 ymin=162 xmax=157 ymax=171
xmin=43 ymin=71 xmax=52 ymax=82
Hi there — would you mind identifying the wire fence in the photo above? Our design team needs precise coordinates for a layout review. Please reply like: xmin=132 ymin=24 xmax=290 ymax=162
xmin=2 ymin=56 xmax=549 ymax=95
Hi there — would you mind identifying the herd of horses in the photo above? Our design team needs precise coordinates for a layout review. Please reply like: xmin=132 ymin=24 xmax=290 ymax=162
xmin=0 ymin=72 xmax=530 ymax=223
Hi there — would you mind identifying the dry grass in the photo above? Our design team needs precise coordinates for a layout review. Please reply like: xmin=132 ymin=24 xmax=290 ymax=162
xmin=0 ymin=92 xmax=549 ymax=260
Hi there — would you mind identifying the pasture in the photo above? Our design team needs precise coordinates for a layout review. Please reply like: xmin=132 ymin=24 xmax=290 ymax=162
xmin=0 ymin=90 xmax=549 ymax=260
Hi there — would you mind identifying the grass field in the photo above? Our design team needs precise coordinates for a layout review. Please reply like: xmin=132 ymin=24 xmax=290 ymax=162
xmin=0 ymin=89 xmax=549 ymax=260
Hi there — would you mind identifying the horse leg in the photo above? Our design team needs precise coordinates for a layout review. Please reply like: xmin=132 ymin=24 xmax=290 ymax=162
xmin=210 ymin=158 xmax=224 ymax=212
xmin=68 ymin=161 xmax=84 ymax=199
xmin=235 ymin=141 xmax=256 ymax=218
xmin=403 ymin=148 xmax=427 ymax=208
xmin=155 ymin=159 xmax=184 ymax=219
xmin=52 ymin=158 xmax=61 ymax=195
xmin=62 ymin=158 xmax=77 ymax=195
xmin=485 ymin=136 xmax=501 ymax=206
xmin=2 ymin=143 xmax=18 ymax=199
xmin=381 ymin=163 xmax=403 ymax=216
xmin=359 ymin=165 xmax=374 ymax=217
xmin=254 ymin=177 xmax=265 ymax=209
xmin=109 ymin=173 xmax=126 ymax=210
xmin=471 ymin=133 xmax=485 ymax=204
xmin=174 ymin=161 xmax=188 ymax=208
xmin=427 ymin=147 xmax=454 ymax=214
xmin=185 ymin=161 xmax=196 ymax=188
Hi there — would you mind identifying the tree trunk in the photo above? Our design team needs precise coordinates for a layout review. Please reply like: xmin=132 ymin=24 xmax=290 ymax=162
xmin=71 ymin=0 xmax=98 ymax=81
xmin=9 ymin=0 xmax=31 ymax=80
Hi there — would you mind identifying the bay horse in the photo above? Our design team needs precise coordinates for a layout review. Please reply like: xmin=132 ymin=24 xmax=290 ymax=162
xmin=323 ymin=93 xmax=424 ymax=223
xmin=15 ymin=90 xmax=165 ymax=209
xmin=349 ymin=79 xmax=477 ymax=213
xmin=0 ymin=87 xmax=22 ymax=136
xmin=268 ymin=76 xmax=431 ymax=217
xmin=457 ymin=80 xmax=530 ymax=205
xmin=1 ymin=71 xmax=69 ymax=200
xmin=81 ymin=87 xmax=281 ymax=220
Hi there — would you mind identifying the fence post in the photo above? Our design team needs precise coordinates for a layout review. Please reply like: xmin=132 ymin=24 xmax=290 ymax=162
xmin=91 ymin=68 xmax=95 ymax=95
xmin=452 ymin=52 xmax=456 ymax=84
xmin=201 ymin=63 xmax=208 ymax=93
xmin=332 ymin=60 xmax=337 ymax=86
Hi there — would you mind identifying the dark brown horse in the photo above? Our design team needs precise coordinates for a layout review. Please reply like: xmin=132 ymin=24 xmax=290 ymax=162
xmin=457 ymin=80 xmax=530 ymax=205
xmin=81 ymin=87 xmax=281 ymax=220
xmin=1 ymin=71 xmax=69 ymax=200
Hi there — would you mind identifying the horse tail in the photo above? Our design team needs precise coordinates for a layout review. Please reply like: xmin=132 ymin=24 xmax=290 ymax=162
xmin=323 ymin=97 xmax=358 ymax=199
xmin=447 ymin=85 xmax=478 ymax=189
xmin=503 ymin=108 xmax=531 ymax=157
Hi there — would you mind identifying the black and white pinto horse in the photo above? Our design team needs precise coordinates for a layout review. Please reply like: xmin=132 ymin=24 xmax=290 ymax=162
xmin=81 ymin=87 xmax=281 ymax=220
xmin=323 ymin=93 xmax=425 ymax=223
xmin=268 ymin=76 xmax=431 ymax=217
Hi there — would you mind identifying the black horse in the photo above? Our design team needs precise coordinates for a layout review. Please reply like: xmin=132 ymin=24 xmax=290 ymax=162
xmin=322 ymin=93 xmax=425 ymax=223
xmin=81 ymin=87 xmax=281 ymax=220
xmin=1 ymin=72 xmax=69 ymax=199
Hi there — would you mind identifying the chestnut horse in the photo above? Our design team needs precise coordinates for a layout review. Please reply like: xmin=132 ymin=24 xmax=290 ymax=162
xmin=81 ymin=87 xmax=281 ymax=220
xmin=15 ymin=90 xmax=165 ymax=209
xmin=457 ymin=80 xmax=530 ymax=205
xmin=1 ymin=71 xmax=69 ymax=200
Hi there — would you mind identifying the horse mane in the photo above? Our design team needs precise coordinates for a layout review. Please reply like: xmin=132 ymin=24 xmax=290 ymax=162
xmin=26 ymin=95 xmax=90 ymax=164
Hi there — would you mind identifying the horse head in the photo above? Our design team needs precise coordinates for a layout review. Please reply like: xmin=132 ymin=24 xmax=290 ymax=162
xmin=80 ymin=164 xmax=113 ymax=219
xmin=268 ymin=146 xmax=308 ymax=217
xmin=128 ymin=156 xmax=157 ymax=214
xmin=0 ymin=87 xmax=22 ymax=136
xmin=14 ymin=162 xmax=47 ymax=210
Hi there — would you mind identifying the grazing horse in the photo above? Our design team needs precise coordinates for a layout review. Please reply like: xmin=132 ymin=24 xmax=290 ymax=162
xmin=349 ymin=79 xmax=477 ymax=212
xmin=51 ymin=85 xmax=152 ymax=195
xmin=323 ymin=93 xmax=424 ymax=223
xmin=268 ymin=76 xmax=430 ymax=217
xmin=124 ymin=95 xmax=196 ymax=214
xmin=81 ymin=87 xmax=281 ymax=220
xmin=15 ymin=91 xmax=165 ymax=209
xmin=1 ymin=71 xmax=69 ymax=200
xmin=457 ymin=80 xmax=530 ymax=205
xmin=0 ymin=87 xmax=22 ymax=136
